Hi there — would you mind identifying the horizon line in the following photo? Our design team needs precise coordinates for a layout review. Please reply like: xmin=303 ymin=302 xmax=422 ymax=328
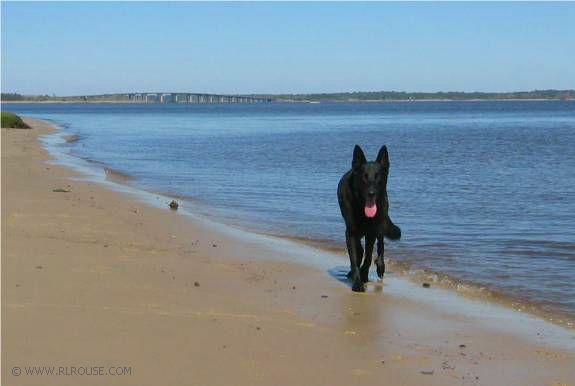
xmin=2 ymin=88 xmax=575 ymax=98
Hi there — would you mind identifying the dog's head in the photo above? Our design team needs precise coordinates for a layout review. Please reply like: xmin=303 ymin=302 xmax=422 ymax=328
xmin=351 ymin=145 xmax=390 ymax=218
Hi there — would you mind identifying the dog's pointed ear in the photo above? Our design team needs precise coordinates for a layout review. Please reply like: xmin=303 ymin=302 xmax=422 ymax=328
xmin=352 ymin=145 xmax=367 ymax=170
xmin=376 ymin=145 xmax=389 ymax=168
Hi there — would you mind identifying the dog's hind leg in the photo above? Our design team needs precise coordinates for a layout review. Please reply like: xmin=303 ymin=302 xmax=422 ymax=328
xmin=360 ymin=234 xmax=375 ymax=283
xmin=375 ymin=234 xmax=385 ymax=279
xmin=345 ymin=230 xmax=365 ymax=292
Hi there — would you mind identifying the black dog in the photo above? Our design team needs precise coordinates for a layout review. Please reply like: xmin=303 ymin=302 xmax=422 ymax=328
xmin=337 ymin=145 xmax=401 ymax=292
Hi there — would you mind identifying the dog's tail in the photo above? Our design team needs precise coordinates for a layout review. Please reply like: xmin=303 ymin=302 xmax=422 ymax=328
xmin=384 ymin=217 xmax=401 ymax=240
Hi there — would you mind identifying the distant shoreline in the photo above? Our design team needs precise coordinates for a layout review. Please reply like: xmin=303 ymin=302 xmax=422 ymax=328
xmin=277 ymin=98 xmax=573 ymax=103
xmin=3 ymin=89 xmax=573 ymax=104
xmin=2 ymin=98 xmax=572 ymax=104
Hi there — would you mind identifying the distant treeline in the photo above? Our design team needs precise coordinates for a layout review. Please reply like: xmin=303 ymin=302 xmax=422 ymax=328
xmin=1 ymin=93 xmax=133 ymax=102
xmin=1 ymin=93 xmax=68 ymax=102
xmin=2 ymin=93 xmax=26 ymax=101
xmin=3 ymin=89 xmax=574 ymax=103
xmin=255 ymin=89 xmax=575 ymax=102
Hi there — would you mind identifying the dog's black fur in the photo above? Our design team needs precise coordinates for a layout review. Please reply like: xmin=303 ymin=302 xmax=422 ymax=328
xmin=337 ymin=145 xmax=401 ymax=292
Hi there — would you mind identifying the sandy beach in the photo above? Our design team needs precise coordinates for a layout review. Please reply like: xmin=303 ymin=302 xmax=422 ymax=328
xmin=2 ymin=118 xmax=574 ymax=386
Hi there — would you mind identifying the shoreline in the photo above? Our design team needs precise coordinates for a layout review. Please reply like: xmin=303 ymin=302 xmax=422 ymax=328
xmin=43 ymin=118 xmax=575 ymax=331
xmin=3 ymin=118 xmax=575 ymax=385
xmin=3 ymin=98 xmax=573 ymax=104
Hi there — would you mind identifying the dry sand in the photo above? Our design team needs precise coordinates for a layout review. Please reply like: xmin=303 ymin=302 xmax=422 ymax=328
xmin=2 ymin=118 xmax=574 ymax=386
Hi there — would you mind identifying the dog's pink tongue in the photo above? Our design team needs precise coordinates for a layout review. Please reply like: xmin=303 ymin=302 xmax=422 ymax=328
xmin=364 ymin=203 xmax=377 ymax=218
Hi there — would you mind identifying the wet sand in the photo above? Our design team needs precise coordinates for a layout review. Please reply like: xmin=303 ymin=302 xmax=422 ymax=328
xmin=2 ymin=118 xmax=574 ymax=386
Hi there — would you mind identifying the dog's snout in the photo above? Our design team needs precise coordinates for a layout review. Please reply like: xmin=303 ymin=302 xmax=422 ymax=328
xmin=367 ymin=190 xmax=376 ymax=198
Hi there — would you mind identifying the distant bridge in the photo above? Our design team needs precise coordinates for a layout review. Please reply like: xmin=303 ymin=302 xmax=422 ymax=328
xmin=80 ymin=93 xmax=273 ymax=104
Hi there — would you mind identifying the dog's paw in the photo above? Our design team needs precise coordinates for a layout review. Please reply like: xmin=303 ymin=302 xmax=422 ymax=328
xmin=376 ymin=259 xmax=385 ymax=279
xmin=352 ymin=281 xmax=365 ymax=292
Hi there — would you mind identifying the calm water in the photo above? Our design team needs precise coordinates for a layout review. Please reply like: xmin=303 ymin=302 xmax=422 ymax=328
xmin=5 ymin=101 xmax=575 ymax=320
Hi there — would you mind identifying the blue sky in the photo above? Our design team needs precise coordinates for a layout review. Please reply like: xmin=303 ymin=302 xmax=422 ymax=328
xmin=2 ymin=2 xmax=574 ymax=96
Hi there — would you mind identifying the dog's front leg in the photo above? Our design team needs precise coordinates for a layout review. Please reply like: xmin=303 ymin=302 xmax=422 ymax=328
xmin=361 ymin=234 xmax=376 ymax=283
xmin=375 ymin=234 xmax=385 ymax=279
xmin=346 ymin=230 xmax=365 ymax=292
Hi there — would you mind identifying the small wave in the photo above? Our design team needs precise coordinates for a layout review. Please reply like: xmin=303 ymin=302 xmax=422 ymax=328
xmin=63 ymin=134 xmax=81 ymax=143
xmin=104 ymin=167 xmax=133 ymax=184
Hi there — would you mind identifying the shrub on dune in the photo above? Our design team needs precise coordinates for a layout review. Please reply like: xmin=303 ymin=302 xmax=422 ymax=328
xmin=1 ymin=111 xmax=30 ymax=129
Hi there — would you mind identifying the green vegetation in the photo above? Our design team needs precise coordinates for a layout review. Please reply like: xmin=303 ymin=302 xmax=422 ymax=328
xmin=255 ymin=89 xmax=575 ymax=102
xmin=1 ymin=111 xmax=30 ymax=129
xmin=1 ymin=93 xmax=26 ymax=101
xmin=2 ymin=93 xmax=60 ymax=102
